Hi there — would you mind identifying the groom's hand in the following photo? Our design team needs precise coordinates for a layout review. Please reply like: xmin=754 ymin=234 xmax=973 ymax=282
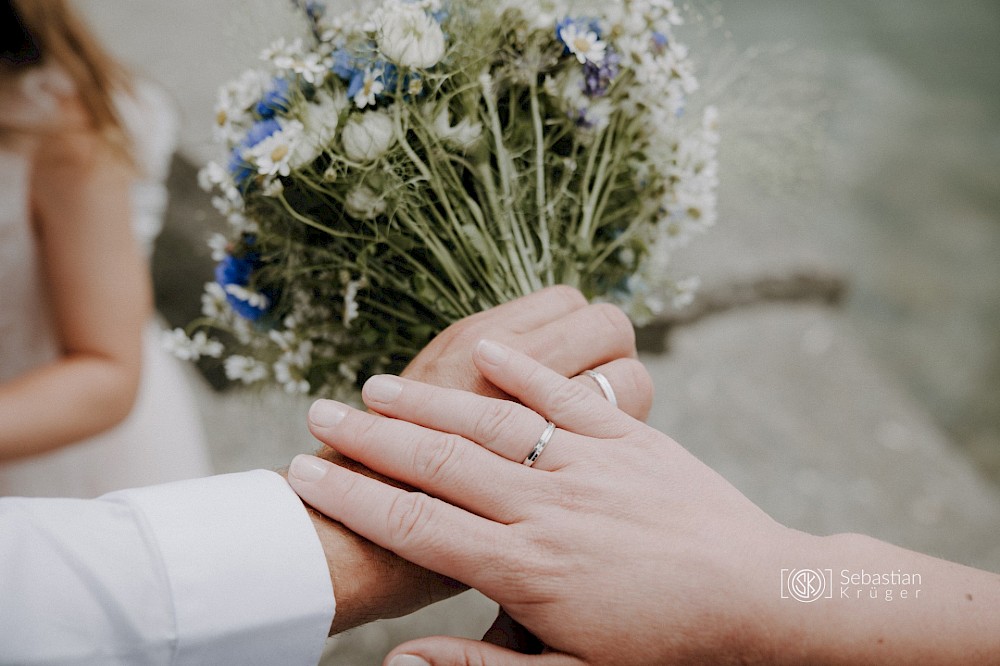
xmin=305 ymin=286 xmax=653 ymax=633
xmin=401 ymin=286 xmax=651 ymax=415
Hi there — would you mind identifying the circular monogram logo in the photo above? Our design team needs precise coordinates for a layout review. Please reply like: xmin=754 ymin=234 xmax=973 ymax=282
xmin=786 ymin=569 xmax=827 ymax=603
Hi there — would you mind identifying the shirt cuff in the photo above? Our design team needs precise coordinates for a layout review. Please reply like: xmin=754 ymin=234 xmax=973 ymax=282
xmin=115 ymin=470 xmax=335 ymax=665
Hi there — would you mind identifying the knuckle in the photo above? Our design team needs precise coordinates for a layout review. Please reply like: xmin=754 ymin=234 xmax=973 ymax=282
xmin=548 ymin=375 xmax=595 ymax=416
xmin=444 ymin=324 xmax=483 ymax=354
xmin=592 ymin=302 xmax=636 ymax=353
xmin=545 ymin=284 xmax=588 ymax=309
xmin=458 ymin=647 xmax=489 ymax=666
xmin=413 ymin=433 xmax=465 ymax=485
xmin=386 ymin=491 xmax=436 ymax=548
xmin=474 ymin=399 xmax=519 ymax=445
xmin=349 ymin=412 xmax=382 ymax=447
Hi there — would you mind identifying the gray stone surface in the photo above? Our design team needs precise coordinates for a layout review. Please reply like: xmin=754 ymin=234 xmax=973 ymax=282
xmin=646 ymin=304 xmax=1000 ymax=572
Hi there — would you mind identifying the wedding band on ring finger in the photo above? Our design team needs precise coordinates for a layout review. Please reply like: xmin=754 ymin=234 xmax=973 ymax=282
xmin=584 ymin=370 xmax=618 ymax=408
xmin=522 ymin=421 xmax=556 ymax=467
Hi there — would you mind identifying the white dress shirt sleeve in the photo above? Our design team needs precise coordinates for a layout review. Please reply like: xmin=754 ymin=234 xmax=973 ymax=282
xmin=0 ymin=470 xmax=335 ymax=665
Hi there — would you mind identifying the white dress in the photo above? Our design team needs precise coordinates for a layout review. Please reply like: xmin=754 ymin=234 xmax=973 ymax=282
xmin=0 ymin=68 xmax=212 ymax=497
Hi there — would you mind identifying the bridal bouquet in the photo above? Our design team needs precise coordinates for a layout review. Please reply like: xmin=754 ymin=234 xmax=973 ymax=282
xmin=169 ymin=0 xmax=718 ymax=397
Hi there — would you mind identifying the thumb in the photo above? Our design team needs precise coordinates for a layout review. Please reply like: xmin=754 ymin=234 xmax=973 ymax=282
xmin=384 ymin=637 xmax=579 ymax=666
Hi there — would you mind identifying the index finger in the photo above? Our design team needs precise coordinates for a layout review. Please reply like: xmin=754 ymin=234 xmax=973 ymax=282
xmin=468 ymin=285 xmax=587 ymax=333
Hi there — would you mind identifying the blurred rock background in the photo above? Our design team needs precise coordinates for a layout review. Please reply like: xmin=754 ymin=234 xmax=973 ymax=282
xmin=75 ymin=0 xmax=1000 ymax=662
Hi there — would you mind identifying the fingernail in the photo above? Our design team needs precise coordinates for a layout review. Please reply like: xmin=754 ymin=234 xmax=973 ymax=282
xmin=309 ymin=400 xmax=347 ymax=428
xmin=289 ymin=454 xmax=329 ymax=483
xmin=364 ymin=375 xmax=403 ymax=403
xmin=387 ymin=656 xmax=430 ymax=666
xmin=476 ymin=339 xmax=509 ymax=366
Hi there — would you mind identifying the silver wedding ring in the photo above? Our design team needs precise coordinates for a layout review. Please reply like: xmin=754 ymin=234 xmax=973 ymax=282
xmin=584 ymin=370 xmax=618 ymax=408
xmin=522 ymin=421 xmax=556 ymax=467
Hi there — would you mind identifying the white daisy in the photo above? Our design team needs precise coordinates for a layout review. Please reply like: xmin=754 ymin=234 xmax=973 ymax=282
xmin=248 ymin=120 xmax=305 ymax=178
xmin=559 ymin=23 xmax=607 ymax=65
xmin=353 ymin=68 xmax=385 ymax=109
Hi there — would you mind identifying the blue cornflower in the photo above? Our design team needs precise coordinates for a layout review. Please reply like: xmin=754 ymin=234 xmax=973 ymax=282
xmin=227 ymin=118 xmax=282 ymax=188
xmin=332 ymin=43 xmax=380 ymax=81
xmin=346 ymin=68 xmax=369 ymax=100
xmin=215 ymin=251 xmax=258 ymax=289
xmin=331 ymin=48 xmax=360 ymax=81
xmin=215 ymin=238 xmax=273 ymax=321
xmin=304 ymin=0 xmax=325 ymax=21
xmin=245 ymin=118 xmax=282 ymax=146
xmin=652 ymin=31 xmax=669 ymax=52
xmin=255 ymin=78 xmax=291 ymax=119
xmin=383 ymin=63 xmax=400 ymax=93
xmin=290 ymin=0 xmax=325 ymax=23
xmin=227 ymin=147 xmax=254 ymax=187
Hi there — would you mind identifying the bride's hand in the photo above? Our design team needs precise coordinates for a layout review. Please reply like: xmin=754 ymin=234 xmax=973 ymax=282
xmin=308 ymin=288 xmax=654 ymax=633
xmin=291 ymin=340 xmax=795 ymax=663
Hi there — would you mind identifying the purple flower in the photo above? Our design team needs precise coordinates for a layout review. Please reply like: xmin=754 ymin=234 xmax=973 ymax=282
xmin=581 ymin=48 xmax=620 ymax=97
xmin=652 ymin=31 xmax=669 ymax=52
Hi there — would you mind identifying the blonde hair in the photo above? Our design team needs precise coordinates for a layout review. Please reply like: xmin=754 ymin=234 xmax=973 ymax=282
xmin=4 ymin=0 xmax=133 ymax=158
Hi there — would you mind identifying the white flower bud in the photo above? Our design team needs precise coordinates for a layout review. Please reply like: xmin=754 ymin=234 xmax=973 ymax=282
xmin=345 ymin=185 xmax=387 ymax=220
xmin=377 ymin=6 xmax=446 ymax=69
xmin=340 ymin=111 xmax=396 ymax=162
xmin=432 ymin=108 xmax=483 ymax=150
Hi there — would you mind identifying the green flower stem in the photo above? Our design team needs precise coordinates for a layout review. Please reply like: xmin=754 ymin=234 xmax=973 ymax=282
xmin=355 ymin=295 xmax=426 ymax=327
xmin=430 ymin=150 xmax=509 ymax=305
xmin=389 ymin=104 xmax=488 ymax=311
xmin=584 ymin=205 xmax=650 ymax=273
xmin=411 ymin=134 xmax=507 ymax=303
xmin=479 ymin=70 xmax=540 ymax=295
xmin=579 ymin=114 xmax=621 ymax=249
xmin=474 ymin=161 xmax=531 ymax=297
xmin=274 ymin=194 xmax=369 ymax=242
xmin=574 ymin=127 xmax=604 ymax=250
xmin=529 ymin=78 xmax=553 ymax=284
xmin=546 ymin=135 xmax=582 ymax=245
xmin=395 ymin=207 xmax=477 ymax=315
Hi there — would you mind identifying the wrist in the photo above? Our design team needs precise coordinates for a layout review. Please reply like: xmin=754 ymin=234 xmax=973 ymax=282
xmin=304 ymin=504 xmax=391 ymax=634
xmin=735 ymin=526 xmax=832 ymax=665
xmin=284 ymin=452 xmax=466 ymax=636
